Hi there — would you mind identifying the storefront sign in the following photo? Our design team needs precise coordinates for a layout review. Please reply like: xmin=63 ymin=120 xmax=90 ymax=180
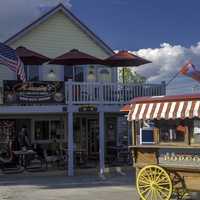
xmin=79 ymin=105 xmax=97 ymax=112
xmin=159 ymin=149 xmax=200 ymax=167
xmin=4 ymin=81 xmax=65 ymax=104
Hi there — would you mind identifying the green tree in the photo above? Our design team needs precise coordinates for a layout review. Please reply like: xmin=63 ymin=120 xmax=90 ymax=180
xmin=119 ymin=67 xmax=146 ymax=84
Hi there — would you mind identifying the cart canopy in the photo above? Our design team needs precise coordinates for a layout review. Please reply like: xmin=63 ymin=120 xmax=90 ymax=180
xmin=125 ymin=93 xmax=200 ymax=121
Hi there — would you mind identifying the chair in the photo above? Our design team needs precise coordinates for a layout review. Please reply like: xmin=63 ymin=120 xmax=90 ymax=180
xmin=44 ymin=142 xmax=67 ymax=169
xmin=0 ymin=141 xmax=23 ymax=174
xmin=25 ymin=146 xmax=47 ymax=172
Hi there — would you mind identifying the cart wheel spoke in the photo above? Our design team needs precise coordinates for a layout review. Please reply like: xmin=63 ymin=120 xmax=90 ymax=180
xmin=138 ymin=178 xmax=151 ymax=185
xmin=157 ymin=188 xmax=169 ymax=198
xmin=141 ymin=187 xmax=151 ymax=195
xmin=144 ymin=189 xmax=151 ymax=200
xmin=155 ymin=189 xmax=163 ymax=200
xmin=137 ymin=165 xmax=172 ymax=200
xmin=139 ymin=175 xmax=151 ymax=183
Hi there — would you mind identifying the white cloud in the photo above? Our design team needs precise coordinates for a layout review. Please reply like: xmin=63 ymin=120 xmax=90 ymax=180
xmin=126 ymin=42 xmax=200 ymax=94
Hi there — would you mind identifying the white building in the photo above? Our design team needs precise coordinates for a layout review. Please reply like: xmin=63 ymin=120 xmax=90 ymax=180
xmin=0 ymin=4 xmax=165 ymax=176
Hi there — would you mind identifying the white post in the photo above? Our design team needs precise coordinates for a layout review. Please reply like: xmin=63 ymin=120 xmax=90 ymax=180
xmin=99 ymin=110 xmax=105 ymax=176
xmin=68 ymin=110 xmax=74 ymax=176
xmin=67 ymin=79 xmax=74 ymax=176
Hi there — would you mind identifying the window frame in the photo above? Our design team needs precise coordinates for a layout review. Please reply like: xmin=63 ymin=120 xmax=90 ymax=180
xmin=32 ymin=118 xmax=65 ymax=143
xmin=25 ymin=65 xmax=39 ymax=81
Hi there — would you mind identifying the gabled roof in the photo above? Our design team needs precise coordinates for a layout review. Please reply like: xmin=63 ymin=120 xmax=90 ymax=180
xmin=5 ymin=3 xmax=114 ymax=55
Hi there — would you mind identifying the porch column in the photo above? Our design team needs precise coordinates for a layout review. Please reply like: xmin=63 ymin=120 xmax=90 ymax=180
xmin=67 ymin=79 xmax=74 ymax=176
xmin=67 ymin=111 xmax=74 ymax=176
xmin=99 ymin=110 xmax=105 ymax=176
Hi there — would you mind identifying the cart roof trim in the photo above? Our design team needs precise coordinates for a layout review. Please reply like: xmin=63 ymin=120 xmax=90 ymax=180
xmin=121 ymin=93 xmax=200 ymax=113
xmin=124 ymin=93 xmax=200 ymax=121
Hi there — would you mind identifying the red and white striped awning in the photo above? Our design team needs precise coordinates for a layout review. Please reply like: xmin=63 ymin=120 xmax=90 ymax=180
xmin=128 ymin=95 xmax=200 ymax=121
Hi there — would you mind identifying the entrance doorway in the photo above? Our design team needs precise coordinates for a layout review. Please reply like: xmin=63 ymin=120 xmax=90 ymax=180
xmin=74 ymin=116 xmax=99 ymax=164
xmin=87 ymin=119 xmax=99 ymax=159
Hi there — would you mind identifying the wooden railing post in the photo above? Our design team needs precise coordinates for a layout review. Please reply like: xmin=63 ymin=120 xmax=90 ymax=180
xmin=68 ymin=79 xmax=73 ymax=104
xmin=99 ymin=82 xmax=104 ymax=103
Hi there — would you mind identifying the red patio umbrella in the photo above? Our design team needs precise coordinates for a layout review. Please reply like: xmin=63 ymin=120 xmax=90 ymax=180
xmin=104 ymin=50 xmax=151 ymax=67
xmin=104 ymin=50 xmax=151 ymax=83
xmin=49 ymin=49 xmax=103 ymax=65
xmin=16 ymin=46 xmax=50 ymax=65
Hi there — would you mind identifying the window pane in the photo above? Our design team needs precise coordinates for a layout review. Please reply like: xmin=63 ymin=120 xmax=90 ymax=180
xmin=35 ymin=121 xmax=49 ymax=140
xmin=27 ymin=65 xmax=39 ymax=81
xmin=64 ymin=66 xmax=73 ymax=81
xmin=74 ymin=66 xmax=84 ymax=82
xmin=50 ymin=120 xmax=64 ymax=140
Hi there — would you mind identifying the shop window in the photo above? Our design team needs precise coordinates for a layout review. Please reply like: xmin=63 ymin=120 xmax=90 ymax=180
xmin=50 ymin=120 xmax=64 ymax=140
xmin=35 ymin=121 xmax=49 ymax=141
xmin=34 ymin=120 xmax=64 ymax=142
xmin=117 ymin=116 xmax=129 ymax=146
xmin=0 ymin=120 xmax=16 ymax=143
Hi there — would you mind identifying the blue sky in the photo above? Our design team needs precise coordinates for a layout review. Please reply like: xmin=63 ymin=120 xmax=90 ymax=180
xmin=71 ymin=0 xmax=200 ymax=50
xmin=0 ymin=0 xmax=200 ymax=94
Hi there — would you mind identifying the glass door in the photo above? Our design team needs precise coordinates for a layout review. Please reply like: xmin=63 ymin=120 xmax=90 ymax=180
xmin=87 ymin=119 xmax=99 ymax=158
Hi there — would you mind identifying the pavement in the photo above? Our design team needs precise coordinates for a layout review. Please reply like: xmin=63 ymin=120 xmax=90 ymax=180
xmin=0 ymin=169 xmax=139 ymax=200
xmin=0 ymin=169 xmax=200 ymax=200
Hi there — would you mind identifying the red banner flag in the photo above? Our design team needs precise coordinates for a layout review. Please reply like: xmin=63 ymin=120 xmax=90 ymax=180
xmin=180 ymin=61 xmax=200 ymax=83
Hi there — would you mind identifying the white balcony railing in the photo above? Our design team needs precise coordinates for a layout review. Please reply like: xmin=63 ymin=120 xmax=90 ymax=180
xmin=0 ymin=80 xmax=165 ymax=106
xmin=65 ymin=80 xmax=166 ymax=104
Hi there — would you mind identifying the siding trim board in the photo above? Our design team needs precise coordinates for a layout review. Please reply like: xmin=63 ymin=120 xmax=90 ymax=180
xmin=5 ymin=3 xmax=114 ymax=56
xmin=0 ymin=105 xmax=65 ymax=114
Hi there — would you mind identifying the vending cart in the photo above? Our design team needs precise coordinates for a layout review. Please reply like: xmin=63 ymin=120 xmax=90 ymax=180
xmin=126 ymin=94 xmax=200 ymax=200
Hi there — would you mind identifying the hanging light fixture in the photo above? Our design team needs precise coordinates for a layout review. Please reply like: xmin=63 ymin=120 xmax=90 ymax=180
xmin=47 ymin=69 xmax=56 ymax=81
xmin=87 ymin=66 xmax=96 ymax=81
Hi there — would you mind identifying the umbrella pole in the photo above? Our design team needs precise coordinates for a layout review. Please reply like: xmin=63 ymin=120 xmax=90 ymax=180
xmin=122 ymin=68 xmax=125 ymax=84
xmin=123 ymin=67 xmax=125 ymax=101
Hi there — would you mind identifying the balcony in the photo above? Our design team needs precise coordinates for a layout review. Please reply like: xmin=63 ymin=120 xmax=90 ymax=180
xmin=65 ymin=80 xmax=165 ymax=105
xmin=0 ymin=80 xmax=165 ymax=106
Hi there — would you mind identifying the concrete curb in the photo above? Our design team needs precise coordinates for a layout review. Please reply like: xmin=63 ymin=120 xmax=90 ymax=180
xmin=0 ymin=165 xmax=134 ymax=178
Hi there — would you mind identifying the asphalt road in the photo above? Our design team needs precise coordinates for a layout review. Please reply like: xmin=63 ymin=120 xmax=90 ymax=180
xmin=0 ymin=171 xmax=138 ymax=200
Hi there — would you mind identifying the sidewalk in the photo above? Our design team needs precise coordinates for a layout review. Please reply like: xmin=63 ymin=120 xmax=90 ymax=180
xmin=0 ymin=168 xmax=137 ymax=200
xmin=0 ymin=165 xmax=133 ymax=177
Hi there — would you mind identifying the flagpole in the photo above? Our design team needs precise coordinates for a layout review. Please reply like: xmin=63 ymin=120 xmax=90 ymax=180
xmin=166 ymin=71 xmax=180 ymax=86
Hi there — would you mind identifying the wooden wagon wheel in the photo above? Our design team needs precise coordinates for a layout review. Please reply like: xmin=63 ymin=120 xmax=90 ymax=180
xmin=136 ymin=165 xmax=172 ymax=200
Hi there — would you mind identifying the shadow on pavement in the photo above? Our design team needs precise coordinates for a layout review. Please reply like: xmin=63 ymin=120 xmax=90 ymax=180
xmin=0 ymin=170 xmax=136 ymax=190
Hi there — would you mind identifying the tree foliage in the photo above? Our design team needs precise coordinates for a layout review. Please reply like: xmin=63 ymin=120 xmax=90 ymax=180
xmin=119 ymin=67 xmax=146 ymax=84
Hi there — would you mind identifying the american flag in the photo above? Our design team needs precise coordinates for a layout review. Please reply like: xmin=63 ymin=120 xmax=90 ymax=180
xmin=0 ymin=42 xmax=26 ymax=81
